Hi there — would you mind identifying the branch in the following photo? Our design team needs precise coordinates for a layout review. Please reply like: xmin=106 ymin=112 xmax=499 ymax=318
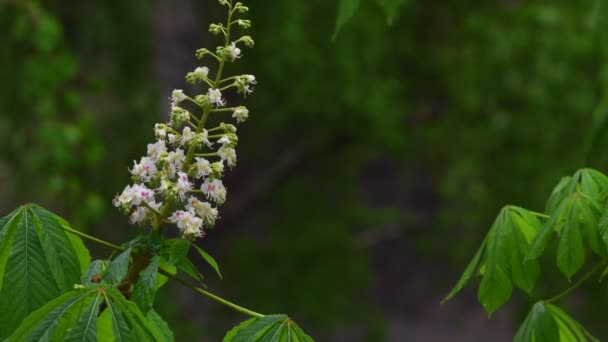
xmin=545 ymin=262 xmax=606 ymax=303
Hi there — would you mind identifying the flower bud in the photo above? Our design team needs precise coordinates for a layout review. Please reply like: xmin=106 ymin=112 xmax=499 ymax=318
xmin=170 ymin=107 xmax=190 ymax=127
xmin=186 ymin=66 xmax=210 ymax=84
xmin=209 ymin=23 xmax=225 ymax=35
xmin=236 ymin=19 xmax=251 ymax=29
xmin=236 ymin=36 xmax=254 ymax=48
xmin=220 ymin=122 xmax=238 ymax=133
xmin=234 ymin=2 xmax=249 ymax=13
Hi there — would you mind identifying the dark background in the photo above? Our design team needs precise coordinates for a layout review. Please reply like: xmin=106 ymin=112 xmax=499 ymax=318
xmin=2 ymin=0 xmax=608 ymax=340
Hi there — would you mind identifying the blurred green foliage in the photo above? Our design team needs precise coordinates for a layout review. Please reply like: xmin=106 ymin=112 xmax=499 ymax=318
xmin=0 ymin=1 xmax=104 ymax=225
xmin=2 ymin=0 xmax=608 ymax=340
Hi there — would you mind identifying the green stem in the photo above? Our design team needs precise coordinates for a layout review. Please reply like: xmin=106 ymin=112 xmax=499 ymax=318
xmin=213 ymin=1 xmax=233 ymax=85
xmin=158 ymin=268 xmax=264 ymax=318
xmin=63 ymin=226 xmax=125 ymax=251
xmin=195 ymin=152 xmax=219 ymax=157
xmin=62 ymin=225 xmax=264 ymax=318
xmin=210 ymin=107 xmax=237 ymax=113
xmin=545 ymin=262 xmax=606 ymax=303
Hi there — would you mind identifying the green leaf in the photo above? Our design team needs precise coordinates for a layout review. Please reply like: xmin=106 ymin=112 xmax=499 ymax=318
xmin=547 ymin=304 xmax=599 ymax=341
xmin=64 ymin=292 xmax=101 ymax=342
xmin=446 ymin=206 xmax=541 ymax=314
xmin=333 ymin=0 xmax=361 ymax=39
xmin=224 ymin=315 xmax=314 ymax=342
xmin=7 ymin=289 xmax=92 ymax=342
xmin=103 ymin=248 xmax=132 ymax=285
xmin=233 ymin=315 xmax=286 ymax=342
xmin=165 ymin=238 xmax=190 ymax=266
xmin=597 ymin=203 xmax=608 ymax=253
xmin=97 ymin=308 xmax=115 ymax=342
xmin=375 ymin=0 xmax=408 ymax=24
xmin=442 ymin=236 xmax=487 ymax=303
xmin=156 ymin=258 xmax=176 ymax=290
xmin=0 ymin=205 xmax=91 ymax=338
xmin=0 ymin=208 xmax=23 ymax=292
xmin=147 ymin=309 xmax=175 ymax=342
xmin=545 ymin=176 xmax=573 ymax=215
xmin=33 ymin=206 xmax=91 ymax=276
xmin=556 ymin=200 xmax=586 ymax=280
xmin=177 ymin=258 xmax=206 ymax=285
xmin=224 ymin=318 xmax=256 ymax=342
xmin=514 ymin=302 xmax=559 ymax=342
xmin=100 ymin=291 xmax=134 ymax=342
xmin=106 ymin=287 xmax=168 ymax=341
xmin=528 ymin=169 xmax=608 ymax=279
xmin=82 ymin=260 xmax=108 ymax=286
xmin=191 ymin=242 xmax=223 ymax=279
xmin=132 ymin=256 xmax=159 ymax=314
xmin=514 ymin=301 xmax=598 ymax=342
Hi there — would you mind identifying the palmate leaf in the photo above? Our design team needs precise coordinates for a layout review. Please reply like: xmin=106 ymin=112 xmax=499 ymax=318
xmin=514 ymin=301 xmax=598 ymax=342
xmin=224 ymin=315 xmax=314 ymax=342
xmin=99 ymin=290 xmax=134 ymax=342
xmin=7 ymin=288 xmax=97 ymax=341
xmin=10 ymin=285 xmax=172 ymax=342
xmin=443 ymin=206 xmax=542 ymax=315
xmin=64 ymin=291 xmax=102 ymax=342
xmin=105 ymin=287 xmax=169 ymax=341
xmin=527 ymin=169 xmax=608 ymax=279
xmin=0 ymin=204 xmax=91 ymax=338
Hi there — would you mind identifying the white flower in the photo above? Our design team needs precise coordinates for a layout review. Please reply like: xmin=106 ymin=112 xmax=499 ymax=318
xmin=194 ymin=66 xmax=209 ymax=78
xmin=181 ymin=126 xmax=196 ymax=146
xmin=228 ymin=43 xmax=241 ymax=61
xmin=175 ymin=172 xmax=192 ymax=200
xmin=130 ymin=202 xmax=161 ymax=224
xmin=167 ymin=134 xmax=178 ymax=145
xmin=232 ymin=107 xmax=249 ymax=123
xmin=201 ymin=179 xmax=227 ymax=204
xmin=113 ymin=185 xmax=135 ymax=207
xmin=217 ymin=135 xmax=231 ymax=145
xmin=147 ymin=140 xmax=167 ymax=159
xmin=130 ymin=184 xmax=155 ymax=206
xmin=168 ymin=210 xmax=204 ymax=238
xmin=130 ymin=206 xmax=148 ymax=224
xmin=186 ymin=197 xmax=218 ymax=225
xmin=208 ymin=88 xmax=226 ymax=106
xmin=130 ymin=157 xmax=158 ymax=181
xmin=166 ymin=149 xmax=186 ymax=178
xmin=170 ymin=106 xmax=190 ymax=128
xmin=194 ymin=157 xmax=212 ymax=178
xmin=202 ymin=129 xmax=213 ymax=147
xmin=154 ymin=124 xmax=167 ymax=138
xmin=218 ymin=145 xmax=237 ymax=167
xmin=171 ymin=89 xmax=187 ymax=106
xmin=244 ymin=75 xmax=256 ymax=84
xmin=157 ymin=177 xmax=172 ymax=195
